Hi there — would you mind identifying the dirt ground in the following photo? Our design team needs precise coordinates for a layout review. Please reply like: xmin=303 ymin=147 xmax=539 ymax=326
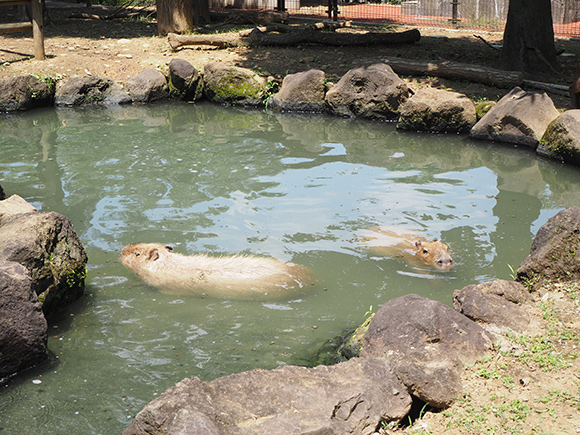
xmin=2 ymin=4 xmax=580 ymax=434
xmin=1 ymin=2 xmax=579 ymax=109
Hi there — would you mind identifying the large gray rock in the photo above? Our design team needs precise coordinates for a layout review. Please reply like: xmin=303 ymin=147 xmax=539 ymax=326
xmin=325 ymin=63 xmax=411 ymax=119
xmin=517 ymin=206 xmax=580 ymax=291
xmin=55 ymin=76 xmax=131 ymax=106
xmin=125 ymin=68 xmax=169 ymax=103
xmin=203 ymin=62 xmax=267 ymax=106
xmin=0 ymin=207 xmax=88 ymax=318
xmin=0 ymin=75 xmax=55 ymax=112
xmin=397 ymin=87 xmax=476 ymax=133
xmin=453 ymin=279 xmax=532 ymax=333
xmin=469 ymin=86 xmax=560 ymax=148
xmin=124 ymin=357 xmax=412 ymax=435
xmin=0 ymin=261 xmax=48 ymax=379
xmin=538 ymin=109 xmax=580 ymax=165
xmin=168 ymin=58 xmax=203 ymax=101
xmin=361 ymin=294 xmax=493 ymax=408
xmin=268 ymin=69 xmax=327 ymax=113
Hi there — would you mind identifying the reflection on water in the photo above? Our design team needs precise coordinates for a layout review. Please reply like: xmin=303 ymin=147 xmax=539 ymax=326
xmin=1 ymin=102 xmax=580 ymax=433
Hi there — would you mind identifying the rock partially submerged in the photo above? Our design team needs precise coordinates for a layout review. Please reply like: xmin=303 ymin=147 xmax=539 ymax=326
xmin=55 ymin=76 xmax=131 ymax=106
xmin=469 ymin=86 xmax=560 ymax=148
xmin=124 ymin=357 xmax=412 ymax=435
xmin=517 ymin=206 xmax=580 ymax=291
xmin=0 ymin=75 xmax=55 ymax=111
xmin=0 ymin=195 xmax=88 ymax=318
xmin=125 ymin=68 xmax=170 ymax=103
xmin=268 ymin=69 xmax=327 ymax=113
xmin=168 ymin=58 xmax=203 ymax=101
xmin=397 ymin=87 xmax=476 ymax=133
xmin=0 ymin=261 xmax=48 ymax=380
xmin=203 ymin=62 xmax=267 ymax=106
xmin=325 ymin=63 xmax=411 ymax=119
xmin=538 ymin=109 xmax=580 ymax=165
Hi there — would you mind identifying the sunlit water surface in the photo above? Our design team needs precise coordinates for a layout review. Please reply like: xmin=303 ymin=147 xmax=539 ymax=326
xmin=1 ymin=102 xmax=579 ymax=433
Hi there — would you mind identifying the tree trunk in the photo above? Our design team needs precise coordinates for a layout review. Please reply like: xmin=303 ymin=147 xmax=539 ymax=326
xmin=156 ymin=0 xmax=194 ymax=35
xmin=500 ymin=0 xmax=560 ymax=74
xmin=192 ymin=0 xmax=210 ymax=25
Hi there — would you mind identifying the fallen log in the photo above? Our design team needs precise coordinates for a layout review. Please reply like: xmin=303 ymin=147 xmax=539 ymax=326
xmin=383 ymin=57 xmax=523 ymax=88
xmin=168 ymin=32 xmax=242 ymax=49
xmin=168 ymin=28 xmax=421 ymax=50
xmin=522 ymin=79 xmax=570 ymax=96
xmin=247 ymin=28 xmax=421 ymax=47
xmin=237 ymin=21 xmax=351 ymax=37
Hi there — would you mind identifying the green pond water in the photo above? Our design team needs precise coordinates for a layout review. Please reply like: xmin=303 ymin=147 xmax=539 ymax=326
xmin=1 ymin=102 xmax=579 ymax=433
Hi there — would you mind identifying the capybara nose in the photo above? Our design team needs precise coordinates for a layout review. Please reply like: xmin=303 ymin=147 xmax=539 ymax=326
xmin=437 ymin=258 xmax=453 ymax=268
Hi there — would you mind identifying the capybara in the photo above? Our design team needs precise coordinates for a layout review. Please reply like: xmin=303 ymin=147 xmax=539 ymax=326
xmin=120 ymin=243 xmax=313 ymax=299
xmin=358 ymin=227 xmax=453 ymax=269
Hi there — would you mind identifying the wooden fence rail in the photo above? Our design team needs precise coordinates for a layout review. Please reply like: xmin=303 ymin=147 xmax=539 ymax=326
xmin=0 ymin=0 xmax=45 ymax=59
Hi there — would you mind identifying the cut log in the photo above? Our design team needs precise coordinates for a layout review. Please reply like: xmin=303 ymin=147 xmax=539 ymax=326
xmin=383 ymin=57 xmax=523 ymax=88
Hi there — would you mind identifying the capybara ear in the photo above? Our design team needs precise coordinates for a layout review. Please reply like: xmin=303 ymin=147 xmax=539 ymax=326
xmin=165 ymin=245 xmax=174 ymax=252
xmin=415 ymin=240 xmax=423 ymax=248
xmin=147 ymin=248 xmax=160 ymax=261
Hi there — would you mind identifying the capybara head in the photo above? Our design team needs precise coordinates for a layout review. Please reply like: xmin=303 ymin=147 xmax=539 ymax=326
xmin=414 ymin=239 xmax=453 ymax=269
xmin=120 ymin=243 xmax=173 ymax=271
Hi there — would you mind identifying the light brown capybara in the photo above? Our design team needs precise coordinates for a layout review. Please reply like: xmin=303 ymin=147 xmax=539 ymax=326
xmin=120 ymin=243 xmax=313 ymax=299
xmin=358 ymin=227 xmax=453 ymax=269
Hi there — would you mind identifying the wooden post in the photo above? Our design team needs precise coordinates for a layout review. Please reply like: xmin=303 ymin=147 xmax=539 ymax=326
xmin=0 ymin=0 xmax=45 ymax=59
xmin=30 ymin=0 xmax=45 ymax=59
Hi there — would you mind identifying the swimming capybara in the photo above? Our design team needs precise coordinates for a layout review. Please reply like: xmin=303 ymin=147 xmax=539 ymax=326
xmin=120 ymin=243 xmax=313 ymax=299
xmin=358 ymin=227 xmax=453 ymax=269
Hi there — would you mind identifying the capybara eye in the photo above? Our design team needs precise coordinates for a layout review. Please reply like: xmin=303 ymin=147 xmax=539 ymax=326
xmin=423 ymin=249 xmax=429 ymax=254
xmin=135 ymin=252 xmax=140 ymax=257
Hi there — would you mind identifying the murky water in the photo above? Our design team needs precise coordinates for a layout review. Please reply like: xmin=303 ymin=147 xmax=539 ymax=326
xmin=1 ymin=102 xmax=579 ymax=433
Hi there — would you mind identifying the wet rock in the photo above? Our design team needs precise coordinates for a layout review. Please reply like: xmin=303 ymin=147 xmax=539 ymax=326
xmin=538 ymin=109 xmax=580 ymax=165
xmin=361 ymin=294 xmax=493 ymax=408
xmin=203 ymin=62 xmax=267 ymax=106
xmin=124 ymin=357 xmax=411 ymax=435
xmin=0 ymin=75 xmax=55 ymax=112
xmin=0 ymin=202 xmax=88 ymax=318
xmin=453 ymin=279 xmax=532 ymax=333
xmin=168 ymin=58 xmax=203 ymax=101
xmin=325 ymin=63 xmax=411 ymax=119
xmin=516 ymin=206 xmax=580 ymax=291
xmin=268 ymin=69 xmax=327 ymax=113
xmin=469 ymin=86 xmax=560 ymax=148
xmin=125 ymin=68 xmax=169 ymax=103
xmin=0 ymin=260 xmax=48 ymax=379
xmin=55 ymin=76 xmax=132 ymax=106
xmin=397 ymin=87 xmax=476 ymax=133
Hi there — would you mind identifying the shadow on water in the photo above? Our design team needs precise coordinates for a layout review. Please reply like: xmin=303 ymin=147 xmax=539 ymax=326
xmin=1 ymin=102 xmax=580 ymax=433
